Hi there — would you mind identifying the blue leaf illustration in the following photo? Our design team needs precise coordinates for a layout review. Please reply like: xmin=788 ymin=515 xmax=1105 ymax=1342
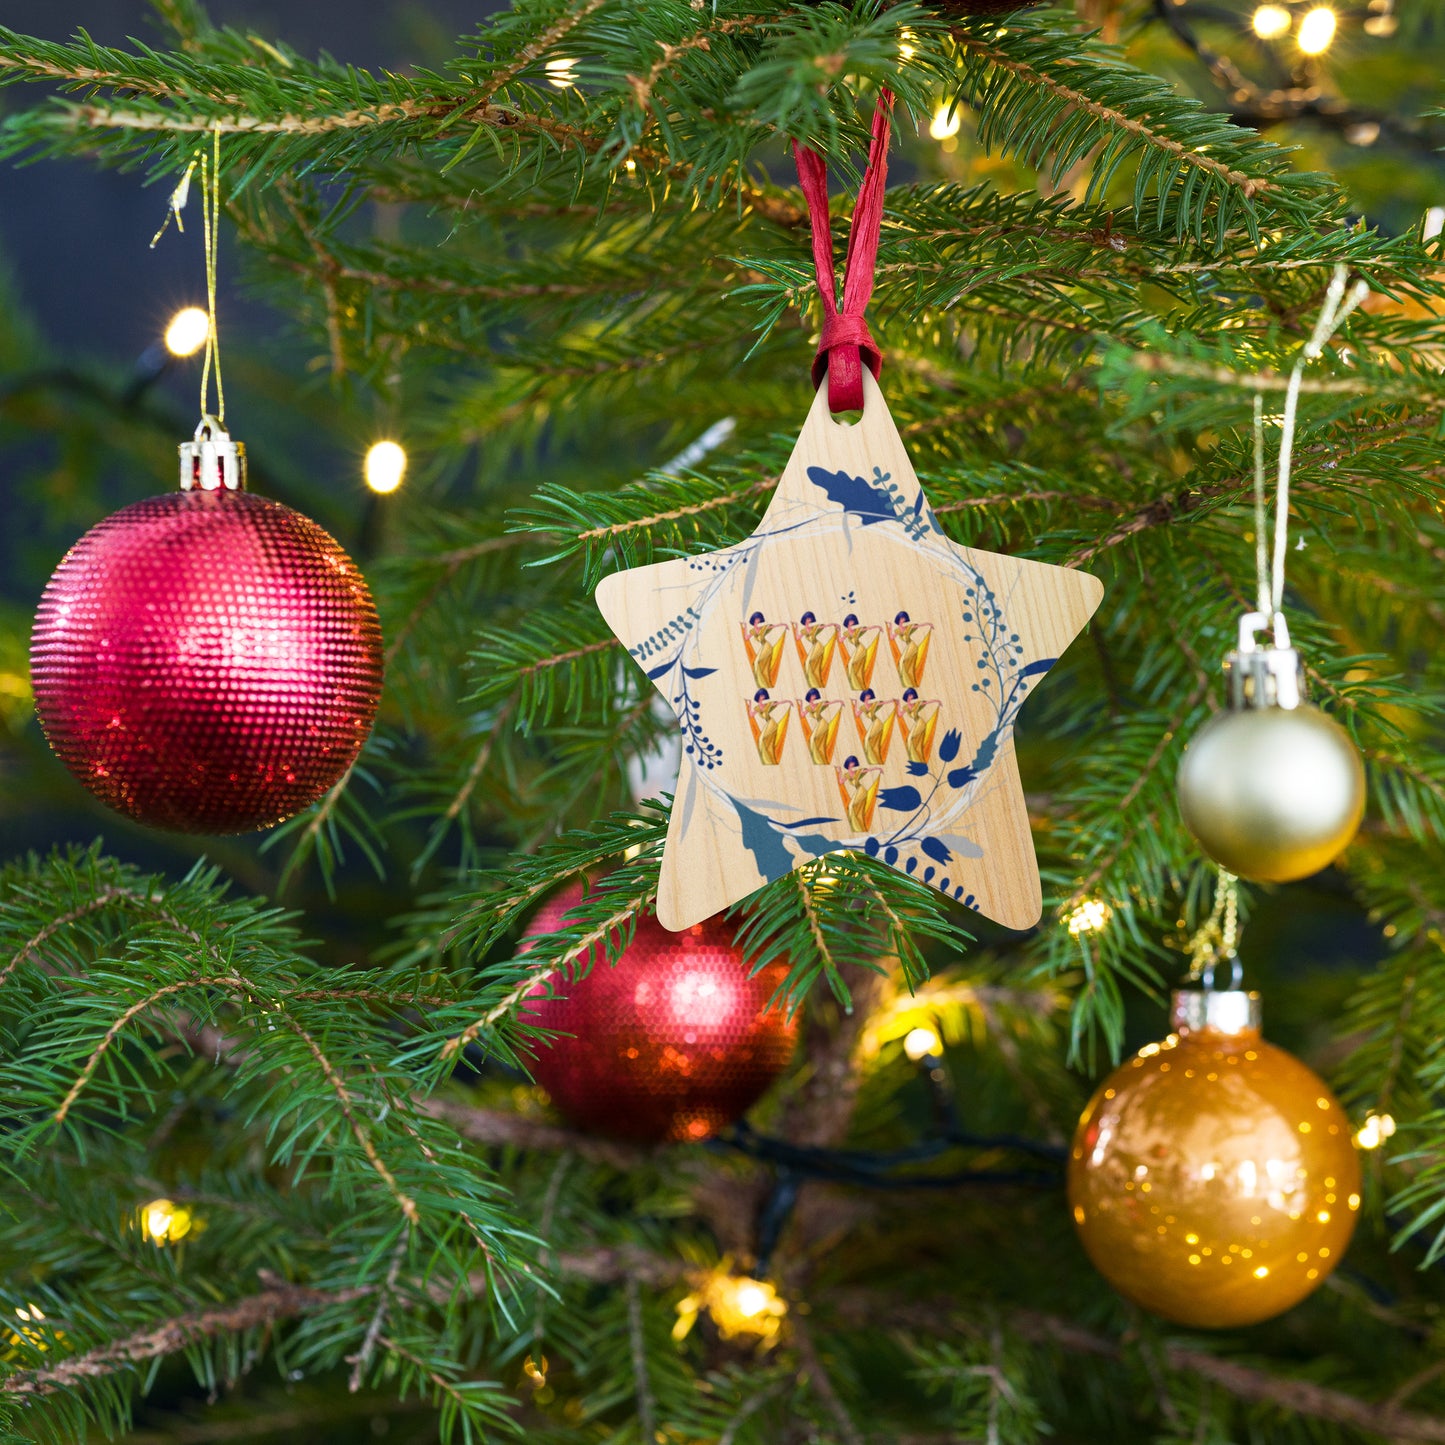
xmin=806 ymin=465 xmax=896 ymax=525
xmin=906 ymin=760 xmax=929 ymax=777
xmin=645 ymin=658 xmax=677 ymax=680
xmin=946 ymin=765 xmax=977 ymax=789
xmin=1018 ymin=658 xmax=1057 ymax=678
xmin=877 ymin=785 xmax=922 ymax=812
xmin=938 ymin=729 xmax=961 ymax=764
xmin=920 ymin=837 xmax=952 ymax=865
xmin=682 ymin=665 xmax=717 ymax=679
xmin=969 ymin=730 xmax=1000 ymax=773
xmin=783 ymin=817 xmax=840 ymax=828
xmin=727 ymin=796 xmax=832 ymax=880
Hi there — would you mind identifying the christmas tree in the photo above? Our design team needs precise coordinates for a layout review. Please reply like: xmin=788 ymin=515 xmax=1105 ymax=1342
xmin=1 ymin=0 xmax=1445 ymax=1440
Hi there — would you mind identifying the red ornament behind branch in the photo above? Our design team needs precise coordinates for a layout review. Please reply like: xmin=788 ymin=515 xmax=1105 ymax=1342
xmin=29 ymin=422 xmax=384 ymax=833
xmin=521 ymin=885 xmax=797 ymax=1143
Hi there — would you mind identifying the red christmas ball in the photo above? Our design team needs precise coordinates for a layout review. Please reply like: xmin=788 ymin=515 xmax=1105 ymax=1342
xmin=30 ymin=490 xmax=383 ymax=833
xmin=521 ymin=885 xmax=798 ymax=1143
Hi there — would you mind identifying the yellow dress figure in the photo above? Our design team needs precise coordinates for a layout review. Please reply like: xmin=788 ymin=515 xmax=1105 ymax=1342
xmin=796 ymin=688 xmax=844 ymax=766
xmin=900 ymin=688 xmax=942 ymax=766
xmin=747 ymin=689 xmax=790 ymax=766
xmin=791 ymin=612 xmax=839 ymax=690
xmin=840 ymin=614 xmax=882 ymax=691
xmin=851 ymin=690 xmax=898 ymax=767
xmin=836 ymin=756 xmax=883 ymax=833
xmin=888 ymin=611 xmax=933 ymax=690
xmin=742 ymin=612 xmax=787 ymax=690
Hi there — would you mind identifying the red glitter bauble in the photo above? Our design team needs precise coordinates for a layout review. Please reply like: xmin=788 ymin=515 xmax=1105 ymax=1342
xmin=521 ymin=886 xmax=798 ymax=1143
xmin=30 ymin=490 xmax=383 ymax=834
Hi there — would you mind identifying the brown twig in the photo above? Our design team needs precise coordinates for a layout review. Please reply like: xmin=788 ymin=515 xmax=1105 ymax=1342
xmin=439 ymin=895 xmax=654 ymax=1060
xmin=347 ymin=1232 xmax=411 ymax=1392
xmin=419 ymin=1096 xmax=647 ymax=1169
xmin=1 ymin=1280 xmax=370 ymax=1397
xmin=0 ymin=886 xmax=149 ymax=989
xmin=575 ymin=476 xmax=775 ymax=543
xmin=790 ymin=1311 xmax=864 ymax=1445
xmin=477 ymin=0 xmax=609 ymax=104
xmin=954 ymin=34 xmax=1279 ymax=201
xmin=53 ymin=974 xmax=252 ymax=1124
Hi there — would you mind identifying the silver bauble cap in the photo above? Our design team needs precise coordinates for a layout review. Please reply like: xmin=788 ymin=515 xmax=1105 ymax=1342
xmin=179 ymin=416 xmax=246 ymax=493
xmin=1171 ymin=987 xmax=1262 ymax=1037
xmin=1225 ymin=611 xmax=1302 ymax=711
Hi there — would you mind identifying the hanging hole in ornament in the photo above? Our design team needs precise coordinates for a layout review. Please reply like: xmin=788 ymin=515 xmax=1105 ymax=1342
xmin=1197 ymin=953 xmax=1243 ymax=994
xmin=816 ymin=358 xmax=873 ymax=431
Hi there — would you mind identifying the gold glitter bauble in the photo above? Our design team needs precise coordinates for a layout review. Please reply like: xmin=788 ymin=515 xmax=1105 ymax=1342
xmin=1176 ymin=704 xmax=1364 ymax=883
xmin=1068 ymin=995 xmax=1361 ymax=1328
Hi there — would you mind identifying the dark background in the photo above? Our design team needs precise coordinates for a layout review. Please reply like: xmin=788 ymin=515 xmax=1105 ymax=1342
xmin=0 ymin=1 xmax=483 ymax=364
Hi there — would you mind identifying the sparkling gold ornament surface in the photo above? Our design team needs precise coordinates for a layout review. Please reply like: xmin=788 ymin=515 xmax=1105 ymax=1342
xmin=1176 ymin=704 xmax=1364 ymax=882
xmin=1068 ymin=1025 xmax=1360 ymax=1328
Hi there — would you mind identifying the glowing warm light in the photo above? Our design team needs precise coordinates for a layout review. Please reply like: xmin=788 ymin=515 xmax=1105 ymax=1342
xmin=7 ymin=1303 xmax=53 ymax=1352
xmin=898 ymin=28 xmax=917 ymax=60
xmin=164 ymin=306 xmax=211 ymax=358
xmin=929 ymin=101 xmax=961 ymax=142
xmin=1251 ymin=4 xmax=1292 ymax=39
xmin=1354 ymin=1112 xmax=1396 ymax=1150
xmin=546 ymin=57 xmax=578 ymax=88
xmin=669 ymin=970 xmax=736 ymax=1028
xmin=142 ymin=1198 xmax=194 ymax=1245
xmin=1297 ymin=6 xmax=1337 ymax=53
xmin=1066 ymin=898 xmax=1111 ymax=935
xmin=903 ymin=1025 xmax=942 ymax=1061
xmin=522 ymin=1354 xmax=548 ymax=1388
xmin=364 ymin=440 xmax=407 ymax=495
xmin=674 ymin=1265 xmax=787 ymax=1345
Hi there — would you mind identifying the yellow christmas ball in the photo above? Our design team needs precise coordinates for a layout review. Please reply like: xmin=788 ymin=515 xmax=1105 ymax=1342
xmin=1176 ymin=703 xmax=1364 ymax=882
xmin=1068 ymin=989 xmax=1361 ymax=1328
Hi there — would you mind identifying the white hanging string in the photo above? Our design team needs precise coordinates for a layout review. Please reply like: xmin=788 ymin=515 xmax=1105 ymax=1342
xmin=1262 ymin=265 xmax=1370 ymax=618
xmin=1251 ymin=394 xmax=1269 ymax=617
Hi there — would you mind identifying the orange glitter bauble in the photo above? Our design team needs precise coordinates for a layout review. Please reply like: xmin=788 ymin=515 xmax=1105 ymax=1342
xmin=1068 ymin=989 xmax=1361 ymax=1328
xmin=520 ymin=885 xmax=797 ymax=1144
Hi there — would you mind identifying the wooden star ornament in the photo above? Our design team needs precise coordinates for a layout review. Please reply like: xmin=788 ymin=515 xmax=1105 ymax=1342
xmin=596 ymin=371 xmax=1104 ymax=932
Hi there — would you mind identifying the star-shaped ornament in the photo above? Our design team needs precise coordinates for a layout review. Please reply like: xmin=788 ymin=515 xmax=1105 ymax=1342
xmin=597 ymin=371 xmax=1103 ymax=931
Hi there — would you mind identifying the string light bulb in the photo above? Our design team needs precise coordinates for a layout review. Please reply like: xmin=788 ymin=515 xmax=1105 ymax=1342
xmin=1297 ymin=6 xmax=1337 ymax=54
xmin=364 ymin=440 xmax=407 ymax=495
xmin=929 ymin=101 xmax=961 ymax=142
xmin=1355 ymin=1112 xmax=1396 ymax=1150
xmin=1066 ymin=898 xmax=1111 ymax=936
xmin=545 ymin=57 xmax=578 ymax=88
xmin=1251 ymin=4 xmax=1292 ymax=40
xmin=903 ymin=1025 xmax=942 ymax=1061
xmin=141 ymin=1198 xmax=195 ymax=1245
xmin=164 ymin=306 xmax=211 ymax=358
xmin=673 ymin=1264 xmax=788 ymax=1346
xmin=7 ymin=1304 xmax=51 ymax=1352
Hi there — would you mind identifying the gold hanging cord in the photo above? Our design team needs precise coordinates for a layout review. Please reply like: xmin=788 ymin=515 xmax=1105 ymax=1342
xmin=150 ymin=124 xmax=225 ymax=427
xmin=1186 ymin=867 xmax=1239 ymax=983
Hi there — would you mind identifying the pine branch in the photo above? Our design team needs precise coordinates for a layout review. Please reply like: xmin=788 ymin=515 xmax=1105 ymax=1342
xmin=1 ymin=1280 xmax=371 ymax=1398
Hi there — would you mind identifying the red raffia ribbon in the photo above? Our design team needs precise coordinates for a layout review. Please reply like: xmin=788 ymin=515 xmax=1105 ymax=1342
xmin=792 ymin=89 xmax=894 ymax=414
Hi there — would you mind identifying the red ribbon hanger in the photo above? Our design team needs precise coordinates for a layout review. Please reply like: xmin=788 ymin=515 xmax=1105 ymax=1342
xmin=792 ymin=89 xmax=894 ymax=414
